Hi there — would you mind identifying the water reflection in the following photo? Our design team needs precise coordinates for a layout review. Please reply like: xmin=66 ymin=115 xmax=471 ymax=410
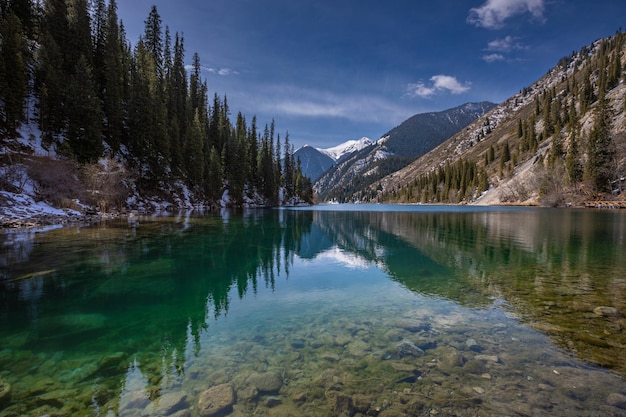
xmin=308 ymin=208 xmax=626 ymax=373
xmin=0 ymin=207 xmax=625 ymax=416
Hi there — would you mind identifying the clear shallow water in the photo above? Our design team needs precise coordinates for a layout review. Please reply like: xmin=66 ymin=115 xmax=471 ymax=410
xmin=1 ymin=206 xmax=626 ymax=416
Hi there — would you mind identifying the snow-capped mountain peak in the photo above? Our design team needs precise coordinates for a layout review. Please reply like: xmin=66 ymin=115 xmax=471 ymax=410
xmin=317 ymin=137 xmax=373 ymax=161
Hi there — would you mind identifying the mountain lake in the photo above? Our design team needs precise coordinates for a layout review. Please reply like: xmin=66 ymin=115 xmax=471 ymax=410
xmin=1 ymin=204 xmax=626 ymax=417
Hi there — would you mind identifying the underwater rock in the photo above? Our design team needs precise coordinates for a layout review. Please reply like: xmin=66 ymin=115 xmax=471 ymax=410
xmin=321 ymin=352 xmax=340 ymax=362
xmin=396 ymin=339 xmax=424 ymax=358
xmin=143 ymin=391 xmax=188 ymax=416
xmin=119 ymin=390 xmax=151 ymax=412
xmin=351 ymin=393 xmax=374 ymax=413
xmin=439 ymin=347 xmax=466 ymax=369
xmin=169 ymin=410 xmax=192 ymax=417
xmin=290 ymin=338 xmax=306 ymax=349
xmin=607 ymin=393 xmax=626 ymax=409
xmin=0 ymin=378 xmax=11 ymax=407
xmin=397 ymin=320 xmax=430 ymax=333
xmin=346 ymin=339 xmax=369 ymax=357
xmin=465 ymin=338 xmax=483 ymax=352
xmin=474 ymin=354 xmax=500 ymax=363
xmin=334 ymin=335 xmax=353 ymax=346
xmin=325 ymin=390 xmax=353 ymax=414
xmin=265 ymin=396 xmax=282 ymax=407
xmin=593 ymin=306 xmax=621 ymax=318
xmin=247 ymin=371 xmax=283 ymax=393
xmin=314 ymin=368 xmax=340 ymax=388
xmin=198 ymin=383 xmax=235 ymax=417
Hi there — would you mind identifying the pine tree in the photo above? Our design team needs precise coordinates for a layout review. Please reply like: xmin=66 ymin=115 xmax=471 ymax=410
xmin=143 ymin=5 xmax=163 ymax=79
xmin=101 ymin=0 xmax=125 ymax=151
xmin=0 ymin=9 xmax=28 ymax=136
xmin=65 ymin=55 xmax=103 ymax=163
xmin=37 ymin=0 xmax=69 ymax=144
xmin=206 ymin=146 xmax=222 ymax=200
xmin=566 ymin=124 xmax=582 ymax=185
xmin=585 ymin=92 xmax=616 ymax=192
xmin=185 ymin=110 xmax=205 ymax=185
xmin=66 ymin=0 xmax=93 ymax=73
xmin=167 ymin=32 xmax=187 ymax=171
xmin=283 ymin=132 xmax=294 ymax=199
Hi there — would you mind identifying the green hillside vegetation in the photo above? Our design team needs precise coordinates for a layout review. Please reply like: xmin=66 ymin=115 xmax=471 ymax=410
xmin=372 ymin=32 xmax=626 ymax=206
xmin=0 ymin=1 xmax=313 ymax=209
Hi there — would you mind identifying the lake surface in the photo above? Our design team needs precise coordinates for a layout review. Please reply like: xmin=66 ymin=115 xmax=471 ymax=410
xmin=1 ymin=205 xmax=626 ymax=416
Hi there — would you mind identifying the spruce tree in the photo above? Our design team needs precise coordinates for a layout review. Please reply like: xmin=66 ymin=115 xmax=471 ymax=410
xmin=65 ymin=55 xmax=103 ymax=163
xmin=283 ymin=132 xmax=294 ymax=199
xmin=185 ymin=110 xmax=205 ymax=186
xmin=585 ymin=92 xmax=616 ymax=192
xmin=143 ymin=5 xmax=163 ymax=79
xmin=0 ymin=9 xmax=28 ymax=136
xmin=102 ymin=0 xmax=124 ymax=151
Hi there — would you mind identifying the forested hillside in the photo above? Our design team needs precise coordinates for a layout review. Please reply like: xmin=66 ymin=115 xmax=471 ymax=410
xmin=0 ymin=0 xmax=313 ymax=213
xmin=368 ymin=31 xmax=626 ymax=206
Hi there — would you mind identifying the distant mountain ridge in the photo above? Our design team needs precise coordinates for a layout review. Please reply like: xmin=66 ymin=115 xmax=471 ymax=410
xmin=294 ymin=137 xmax=374 ymax=181
xmin=313 ymin=102 xmax=496 ymax=202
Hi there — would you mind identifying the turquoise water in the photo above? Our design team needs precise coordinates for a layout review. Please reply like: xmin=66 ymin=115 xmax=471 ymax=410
xmin=1 ymin=206 xmax=626 ymax=416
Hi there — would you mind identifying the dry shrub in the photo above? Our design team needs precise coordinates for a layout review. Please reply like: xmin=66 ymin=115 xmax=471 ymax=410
xmin=80 ymin=158 xmax=128 ymax=212
xmin=500 ymin=179 xmax=530 ymax=203
xmin=27 ymin=156 xmax=86 ymax=207
xmin=0 ymin=163 xmax=29 ymax=193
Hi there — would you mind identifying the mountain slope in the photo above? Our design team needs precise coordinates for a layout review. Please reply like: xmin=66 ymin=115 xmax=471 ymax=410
xmin=314 ymin=102 xmax=496 ymax=202
xmin=368 ymin=33 xmax=626 ymax=206
xmin=293 ymin=146 xmax=335 ymax=182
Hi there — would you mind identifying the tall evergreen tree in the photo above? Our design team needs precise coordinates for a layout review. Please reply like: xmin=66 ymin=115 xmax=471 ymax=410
xmin=585 ymin=92 xmax=616 ymax=191
xmin=100 ymin=0 xmax=125 ymax=152
xmin=65 ymin=55 xmax=103 ymax=162
xmin=0 ymin=8 xmax=28 ymax=136
xmin=283 ymin=132 xmax=294 ymax=199
xmin=143 ymin=5 xmax=163 ymax=79
xmin=185 ymin=110 xmax=204 ymax=186
xmin=66 ymin=0 xmax=93 ymax=72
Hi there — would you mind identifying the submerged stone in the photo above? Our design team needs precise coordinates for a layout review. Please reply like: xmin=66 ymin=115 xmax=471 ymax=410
xmin=593 ymin=306 xmax=621 ymax=318
xmin=0 ymin=378 xmax=11 ymax=407
xmin=465 ymin=338 xmax=483 ymax=352
xmin=396 ymin=339 xmax=424 ymax=358
xmin=198 ymin=384 xmax=235 ymax=417
xmin=607 ymin=393 xmax=626 ymax=410
xmin=290 ymin=338 xmax=306 ymax=349
xmin=143 ymin=391 xmax=188 ymax=416
xmin=247 ymin=371 xmax=283 ymax=393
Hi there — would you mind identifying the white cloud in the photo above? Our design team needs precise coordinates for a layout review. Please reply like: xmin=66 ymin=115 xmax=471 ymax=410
xmin=406 ymin=75 xmax=471 ymax=98
xmin=482 ymin=53 xmax=505 ymax=62
xmin=184 ymin=64 xmax=239 ymax=76
xmin=486 ymin=35 xmax=525 ymax=52
xmin=253 ymin=85 xmax=415 ymax=125
xmin=467 ymin=0 xmax=546 ymax=29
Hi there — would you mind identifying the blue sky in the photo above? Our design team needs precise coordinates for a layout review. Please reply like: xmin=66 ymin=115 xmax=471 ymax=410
xmin=117 ymin=0 xmax=626 ymax=149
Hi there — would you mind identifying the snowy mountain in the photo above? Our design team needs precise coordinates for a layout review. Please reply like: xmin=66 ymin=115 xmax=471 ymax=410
xmin=318 ymin=137 xmax=374 ymax=161
xmin=293 ymin=146 xmax=335 ymax=182
xmin=293 ymin=137 xmax=374 ymax=182
xmin=314 ymin=102 xmax=496 ymax=202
